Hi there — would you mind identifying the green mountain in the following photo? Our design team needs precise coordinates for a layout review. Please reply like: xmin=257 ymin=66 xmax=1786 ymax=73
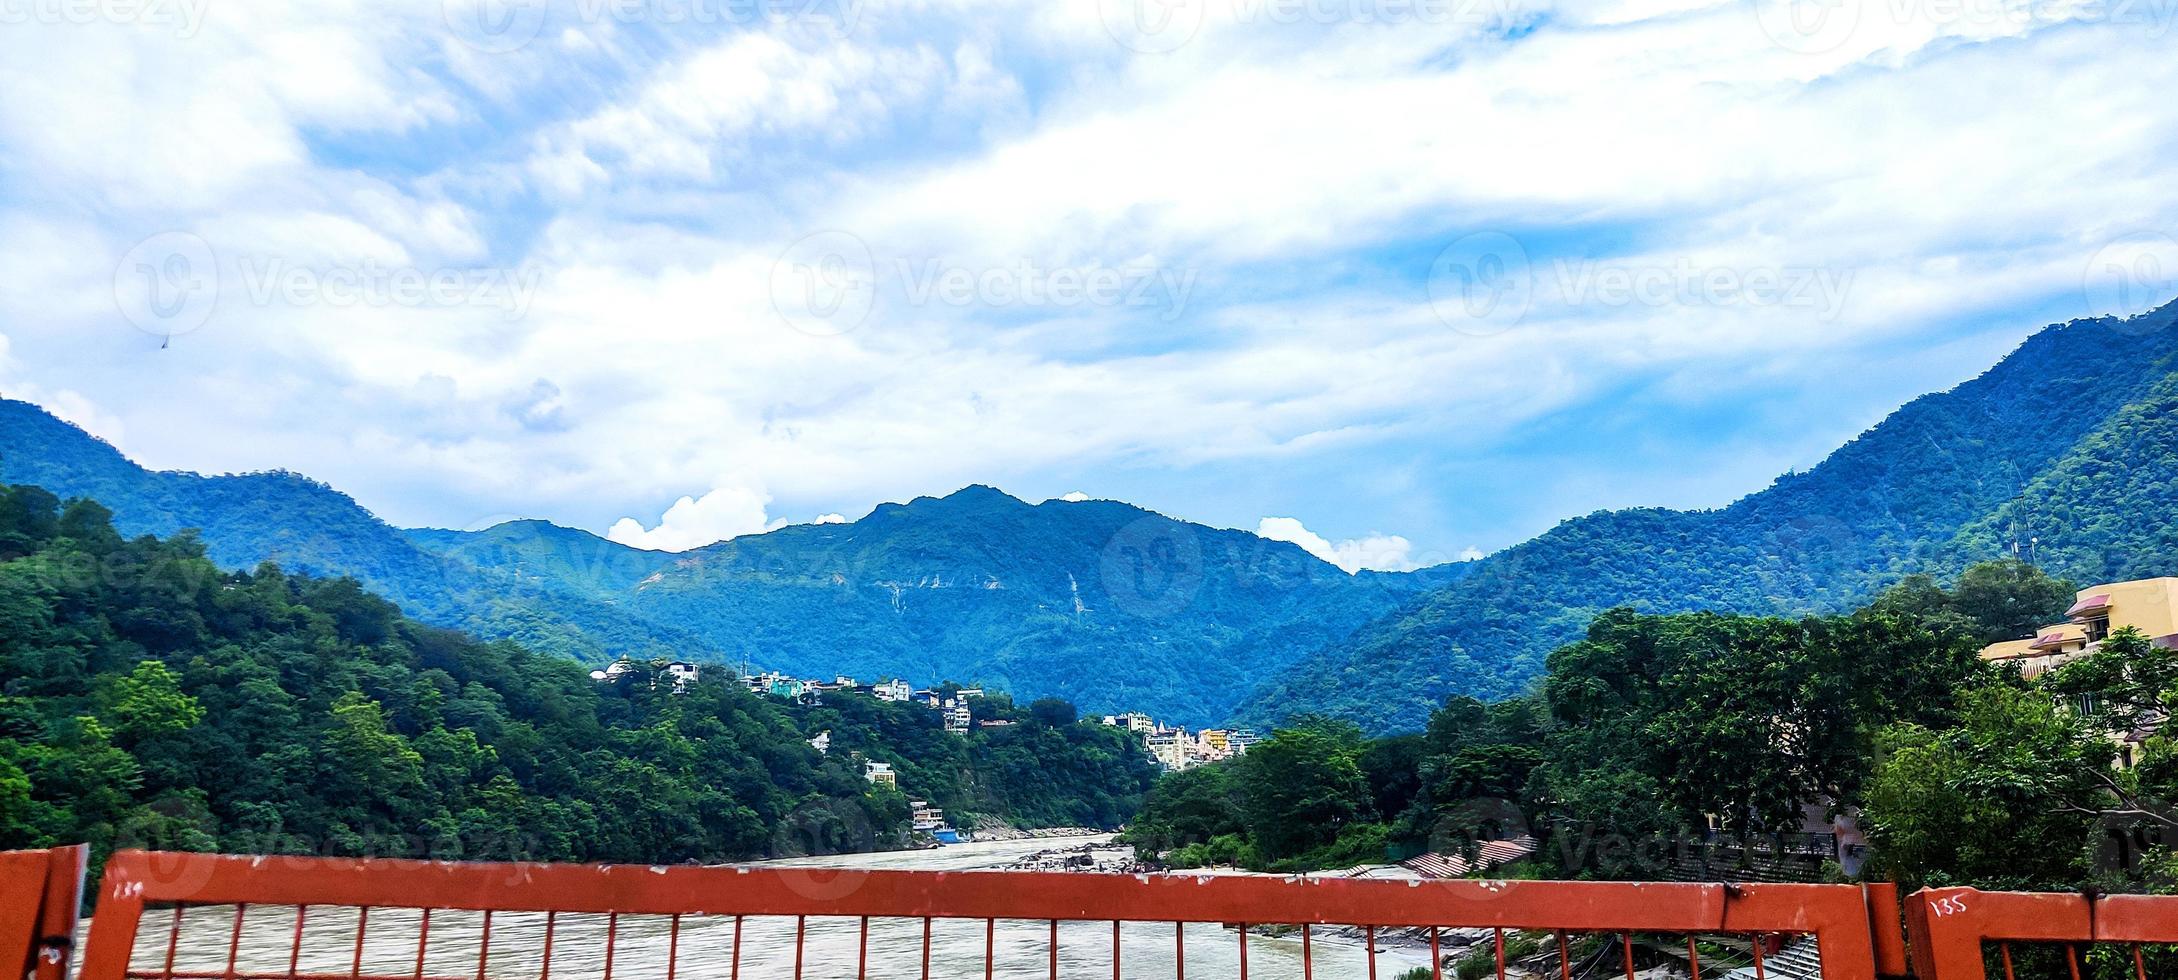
xmin=0 ymin=482 xmax=1160 ymax=862
xmin=11 ymin=298 xmax=2178 ymax=734
xmin=0 ymin=402 xmax=714 ymax=665
xmin=1236 ymin=300 xmax=2178 ymax=731
xmin=405 ymin=487 xmax=1468 ymax=722
xmin=0 ymin=406 xmax=1461 ymax=723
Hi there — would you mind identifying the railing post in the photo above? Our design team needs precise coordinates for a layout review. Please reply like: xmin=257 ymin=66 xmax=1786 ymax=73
xmin=4 ymin=846 xmax=85 ymax=980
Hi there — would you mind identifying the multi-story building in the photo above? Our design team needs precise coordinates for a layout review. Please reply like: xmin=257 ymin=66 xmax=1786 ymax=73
xmin=1145 ymin=728 xmax=1191 ymax=770
xmin=875 ymin=679 xmax=913 ymax=702
xmin=864 ymin=760 xmax=897 ymax=788
xmin=1980 ymin=576 xmax=2178 ymax=766
xmin=909 ymin=801 xmax=947 ymax=832
xmin=943 ymin=703 xmax=972 ymax=732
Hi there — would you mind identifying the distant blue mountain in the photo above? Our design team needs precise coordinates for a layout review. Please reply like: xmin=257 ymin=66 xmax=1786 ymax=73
xmin=11 ymin=300 xmax=2174 ymax=731
xmin=0 ymin=404 xmax=1462 ymax=723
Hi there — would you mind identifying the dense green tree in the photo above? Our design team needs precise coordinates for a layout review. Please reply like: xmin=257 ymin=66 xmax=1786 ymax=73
xmin=1234 ymin=722 xmax=1373 ymax=862
xmin=1862 ymin=685 xmax=2112 ymax=890
xmin=0 ymin=483 xmax=1157 ymax=867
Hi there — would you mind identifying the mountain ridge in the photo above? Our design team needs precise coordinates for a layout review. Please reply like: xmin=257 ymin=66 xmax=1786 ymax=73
xmin=9 ymin=299 xmax=2178 ymax=731
xmin=1232 ymin=301 xmax=2178 ymax=730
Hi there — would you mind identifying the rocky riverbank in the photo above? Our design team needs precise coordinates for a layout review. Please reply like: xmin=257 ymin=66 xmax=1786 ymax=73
xmin=1002 ymin=840 xmax=1153 ymax=873
xmin=965 ymin=823 xmax=1108 ymax=842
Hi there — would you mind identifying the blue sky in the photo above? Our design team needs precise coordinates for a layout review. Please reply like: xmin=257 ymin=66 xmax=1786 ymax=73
xmin=3 ymin=0 xmax=2177 ymax=570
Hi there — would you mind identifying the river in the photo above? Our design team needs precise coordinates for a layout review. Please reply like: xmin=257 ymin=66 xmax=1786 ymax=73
xmin=114 ymin=836 xmax=1431 ymax=979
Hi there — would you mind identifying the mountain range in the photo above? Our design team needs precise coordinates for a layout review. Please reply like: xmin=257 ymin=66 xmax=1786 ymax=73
xmin=6 ymin=297 xmax=2177 ymax=730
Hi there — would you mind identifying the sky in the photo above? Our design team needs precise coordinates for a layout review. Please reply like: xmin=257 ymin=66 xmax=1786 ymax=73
xmin=2 ymin=0 xmax=2177 ymax=572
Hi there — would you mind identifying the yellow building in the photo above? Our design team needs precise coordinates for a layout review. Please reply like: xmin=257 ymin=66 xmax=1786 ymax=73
xmin=1977 ymin=576 xmax=2178 ymax=767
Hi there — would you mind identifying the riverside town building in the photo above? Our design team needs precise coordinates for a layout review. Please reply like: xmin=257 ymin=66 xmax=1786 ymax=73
xmin=1978 ymin=575 xmax=2178 ymax=768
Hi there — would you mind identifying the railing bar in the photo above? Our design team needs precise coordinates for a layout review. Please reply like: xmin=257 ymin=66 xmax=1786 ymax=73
xmin=1999 ymin=941 xmax=2014 ymax=980
xmin=664 ymin=915 xmax=679 ymax=980
xmin=794 ymin=915 xmax=806 ymax=980
xmin=1426 ymin=926 xmax=1436 ymax=980
xmin=1367 ymin=925 xmax=1377 ymax=980
xmin=536 ymin=912 xmax=553 ymax=980
xmin=1175 ymin=921 xmax=1184 ymax=980
xmin=920 ymin=917 xmax=931 ymax=980
xmin=411 ymin=910 xmax=432 ymax=980
xmin=1112 ymin=919 xmax=1120 ymax=980
xmin=1751 ymin=934 xmax=1765 ymax=980
xmin=729 ymin=915 xmax=741 ymax=980
xmin=350 ymin=908 xmax=369 ymax=980
xmin=1238 ymin=922 xmax=1248 ymax=980
xmin=1685 ymin=935 xmax=1699 ymax=980
xmin=601 ymin=913 xmax=616 ymax=980
xmin=984 ymin=918 xmax=994 ymax=980
xmin=288 ymin=906 xmax=308 ymax=980
xmin=130 ymin=973 xmax=484 ymax=980
xmin=858 ymin=916 xmax=869 ymax=980
xmin=1621 ymin=933 xmax=1635 ymax=980
xmin=474 ymin=912 xmax=492 ymax=980
xmin=1494 ymin=927 xmax=1505 ymax=980
xmin=2067 ymin=944 xmax=2082 ymax=980
xmin=1049 ymin=919 xmax=1058 ymax=980
xmin=2135 ymin=943 xmax=2149 ymax=980
xmin=164 ymin=906 xmax=185 ymax=980
xmin=1306 ymin=924 xmax=1316 ymax=980
xmin=223 ymin=904 xmax=248 ymax=980
xmin=1558 ymin=931 xmax=1571 ymax=980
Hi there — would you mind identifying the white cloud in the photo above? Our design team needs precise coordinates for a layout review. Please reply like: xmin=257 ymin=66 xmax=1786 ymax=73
xmin=607 ymin=483 xmax=783 ymax=551
xmin=811 ymin=513 xmax=849 ymax=524
xmin=2 ymin=0 xmax=2174 ymax=558
xmin=1059 ymin=491 xmax=1090 ymax=502
xmin=1256 ymin=517 xmax=1421 ymax=573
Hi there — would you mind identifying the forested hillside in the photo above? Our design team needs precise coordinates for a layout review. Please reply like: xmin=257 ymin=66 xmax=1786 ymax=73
xmin=0 ymin=483 xmax=1158 ymax=865
xmin=0 ymin=403 xmax=1459 ymax=724
xmin=1238 ymin=302 xmax=2178 ymax=731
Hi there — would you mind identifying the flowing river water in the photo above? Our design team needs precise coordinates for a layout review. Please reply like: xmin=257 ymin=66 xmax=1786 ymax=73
xmin=110 ymin=836 xmax=1431 ymax=979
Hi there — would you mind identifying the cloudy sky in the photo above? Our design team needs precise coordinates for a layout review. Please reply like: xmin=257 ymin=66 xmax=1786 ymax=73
xmin=2 ymin=0 xmax=2175 ymax=571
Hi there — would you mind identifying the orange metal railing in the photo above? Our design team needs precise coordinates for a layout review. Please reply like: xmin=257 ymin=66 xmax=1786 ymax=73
xmin=3 ymin=845 xmax=87 ymax=980
xmin=69 ymin=849 xmax=1906 ymax=980
xmin=1905 ymin=886 xmax=2178 ymax=980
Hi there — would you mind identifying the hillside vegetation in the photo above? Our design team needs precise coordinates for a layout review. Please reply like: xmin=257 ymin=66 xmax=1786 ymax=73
xmin=0 ymin=483 xmax=1157 ymax=865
